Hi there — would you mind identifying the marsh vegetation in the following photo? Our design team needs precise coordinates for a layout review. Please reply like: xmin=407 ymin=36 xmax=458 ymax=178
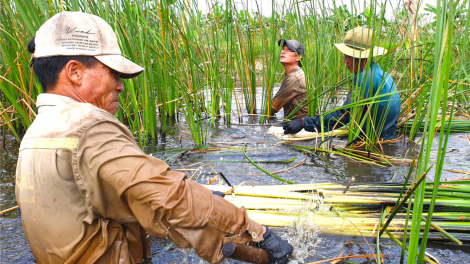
xmin=1 ymin=0 xmax=470 ymax=263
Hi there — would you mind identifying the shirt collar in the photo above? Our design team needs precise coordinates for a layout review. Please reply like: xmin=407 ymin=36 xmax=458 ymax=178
xmin=355 ymin=61 xmax=377 ymax=78
xmin=285 ymin=65 xmax=301 ymax=76
xmin=36 ymin=93 xmax=78 ymax=109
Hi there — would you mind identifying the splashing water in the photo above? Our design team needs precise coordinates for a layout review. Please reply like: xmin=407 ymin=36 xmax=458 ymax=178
xmin=180 ymin=222 xmax=320 ymax=264
xmin=280 ymin=192 xmax=323 ymax=263
xmin=284 ymin=216 xmax=321 ymax=263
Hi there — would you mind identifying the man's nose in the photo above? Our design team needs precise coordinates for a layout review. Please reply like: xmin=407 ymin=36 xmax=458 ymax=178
xmin=116 ymin=79 xmax=124 ymax=93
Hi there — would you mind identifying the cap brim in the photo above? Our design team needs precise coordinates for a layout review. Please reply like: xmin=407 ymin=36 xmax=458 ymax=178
xmin=333 ymin=43 xmax=387 ymax=58
xmin=278 ymin=39 xmax=294 ymax=51
xmin=278 ymin=39 xmax=304 ymax=57
xmin=94 ymin=55 xmax=144 ymax=79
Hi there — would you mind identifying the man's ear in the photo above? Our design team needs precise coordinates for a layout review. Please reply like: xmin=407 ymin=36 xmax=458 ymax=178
xmin=297 ymin=55 xmax=303 ymax=61
xmin=64 ymin=60 xmax=86 ymax=86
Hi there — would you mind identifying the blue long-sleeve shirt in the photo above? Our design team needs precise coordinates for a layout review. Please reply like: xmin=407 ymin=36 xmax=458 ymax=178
xmin=303 ymin=61 xmax=400 ymax=140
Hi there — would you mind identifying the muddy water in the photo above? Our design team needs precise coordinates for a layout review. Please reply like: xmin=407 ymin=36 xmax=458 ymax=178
xmin=2 ymin=113 xmax=470 ymax=263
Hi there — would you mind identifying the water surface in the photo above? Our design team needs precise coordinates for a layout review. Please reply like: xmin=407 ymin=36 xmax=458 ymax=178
xmin=1 ymin=112 xmax=469 ymax=263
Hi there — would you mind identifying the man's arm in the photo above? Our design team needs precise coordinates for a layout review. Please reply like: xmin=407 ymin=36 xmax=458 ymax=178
xmin=125 ymin=179 xmax=264 ymax=263
xmin=303 ymin=109 xmax=350 ymax=132
xmin=78 ymin=122 xmax=292 ymax=263
xmin=283 ymin=109 xmax=350 ymax=134
xmin=284 ymin=88 xmax=351 ymax=135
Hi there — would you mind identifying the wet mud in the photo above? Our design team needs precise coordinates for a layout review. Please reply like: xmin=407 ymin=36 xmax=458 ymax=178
xmin=1 ymin=115 xmax=470 ymax=263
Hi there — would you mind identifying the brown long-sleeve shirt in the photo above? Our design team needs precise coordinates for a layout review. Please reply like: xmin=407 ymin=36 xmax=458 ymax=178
xmin=16 ymin=94 xmax=263 ymax=264
xmin=271 ymin=66 xmax=309 ymax=119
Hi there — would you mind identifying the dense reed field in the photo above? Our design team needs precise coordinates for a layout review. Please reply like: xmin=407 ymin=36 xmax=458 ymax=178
xmin=2 ymin=0 xmax=469 ymax=145
xmin=1 ymin=0 xmax=470 ymax=263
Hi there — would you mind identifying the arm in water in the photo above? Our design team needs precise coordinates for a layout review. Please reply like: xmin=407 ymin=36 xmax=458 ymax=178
xmin=283 ymin=92 xmax=351 ymax=134
xmin=80 ymin=122 xmax=264 ymax=263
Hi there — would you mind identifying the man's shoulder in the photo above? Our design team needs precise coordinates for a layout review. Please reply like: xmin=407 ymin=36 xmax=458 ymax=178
xmin=372 ymin=62 xmax=388 ymax=77
xmin=36 ymin=94 xmax=120 ymax=124
xmin=291 ymin=69 xmax=306 ymax=87
xmin=295 ymin=69 xmax=305 ymax=77
xmin=372 ymin=64 xmax=395 ymax=84
xmin=26 ymin=100 xmax=125 ymax=139
xmin=291 ymin=66 xmax=305 ymax=76
xmin=65 ymin=101 xmax=121 ymax=124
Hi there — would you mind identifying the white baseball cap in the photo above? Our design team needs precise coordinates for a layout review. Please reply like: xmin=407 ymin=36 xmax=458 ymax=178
xmin=33 ymin=11 xmax=144 ymax=78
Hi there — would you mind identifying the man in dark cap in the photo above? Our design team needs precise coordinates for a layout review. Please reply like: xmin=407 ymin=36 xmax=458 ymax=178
xmin=270 ymin=39 xmax=309 ymax=119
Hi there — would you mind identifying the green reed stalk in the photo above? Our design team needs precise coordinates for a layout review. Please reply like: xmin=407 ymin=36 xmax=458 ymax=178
xmin=293 ymin=147 xmax=344 ymax=180
xmin=385 ymin=231 xmax=437 ymax=264
xmin=242 ymin=144 xmax=295 ymax=184
xmin=258 ymin=0 xmax=279 ymax=123
xmin=417 ymin=1 xmax=462 ymax=261
xmin=1 ymin=0 xmax=469 ymax=150
xmin=401 ymin=196 xmax=413 ymax=264
xmin=407 ymin=1 xmax=458 ymax=262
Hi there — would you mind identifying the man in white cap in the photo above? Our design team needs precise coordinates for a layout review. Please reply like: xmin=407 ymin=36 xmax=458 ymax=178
xmin=270 ymin=39 xmax=309 ymax=119
xmin=283 ymin=27 xmax=400 ymax=140
xmin=16 ymin=11 xmax=292 ymax=264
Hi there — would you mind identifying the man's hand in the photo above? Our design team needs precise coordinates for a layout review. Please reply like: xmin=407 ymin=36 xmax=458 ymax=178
xmin=283 ymin=119 xmax=303 ymax=134
xmin=257 ymin=227 xmax=293 ymax=264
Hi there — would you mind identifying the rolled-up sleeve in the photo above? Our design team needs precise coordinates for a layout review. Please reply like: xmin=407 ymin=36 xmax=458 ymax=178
xmin=77 ymin=121 xmax=263 ymax=263
xmin=303 ymin=108 xmax=350 ymax=132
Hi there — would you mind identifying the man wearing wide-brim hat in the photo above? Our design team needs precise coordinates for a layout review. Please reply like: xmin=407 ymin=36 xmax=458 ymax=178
xmin=283 ymin=27 xmax=401 ymax=140
xmin=16 ymin=11 xmax=293 ymax=264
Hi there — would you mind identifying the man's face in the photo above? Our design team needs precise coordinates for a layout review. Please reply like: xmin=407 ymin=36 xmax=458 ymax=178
xmin=344 ymin=54 xmax=365 ymax=73
xmin=280 ymin=45 xmax=300 ymax=66
xmin=80 ymin=61 xmax=124 ymax=115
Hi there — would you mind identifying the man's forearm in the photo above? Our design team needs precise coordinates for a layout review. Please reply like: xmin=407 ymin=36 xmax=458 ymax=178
xmin=125 ymin=178 xmax=264 ymax=263
xmin=271 ymin=99 xmax=286 ymax=113
xmin=303 ymin=108 xmax=350 ymax=132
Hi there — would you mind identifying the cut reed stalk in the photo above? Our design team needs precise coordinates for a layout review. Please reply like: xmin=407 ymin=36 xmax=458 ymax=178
xmin=205 ymin=180 xmax=470 ymax=243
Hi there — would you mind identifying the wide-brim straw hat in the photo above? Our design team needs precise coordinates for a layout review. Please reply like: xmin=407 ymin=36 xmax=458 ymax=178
xmin=333 ymin=27 xmax=387 ymax=59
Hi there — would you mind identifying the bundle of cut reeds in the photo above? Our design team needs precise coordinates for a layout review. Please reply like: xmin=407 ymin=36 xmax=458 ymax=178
xmin=206 ymin=180 xmax=470 ymax=242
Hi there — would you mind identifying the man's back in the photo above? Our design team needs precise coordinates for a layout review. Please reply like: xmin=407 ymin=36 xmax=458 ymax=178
xmin=16 ymin=93 xmax=149 ymax=263
xmin=352 ymin=61 xmax=400 ymax=139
